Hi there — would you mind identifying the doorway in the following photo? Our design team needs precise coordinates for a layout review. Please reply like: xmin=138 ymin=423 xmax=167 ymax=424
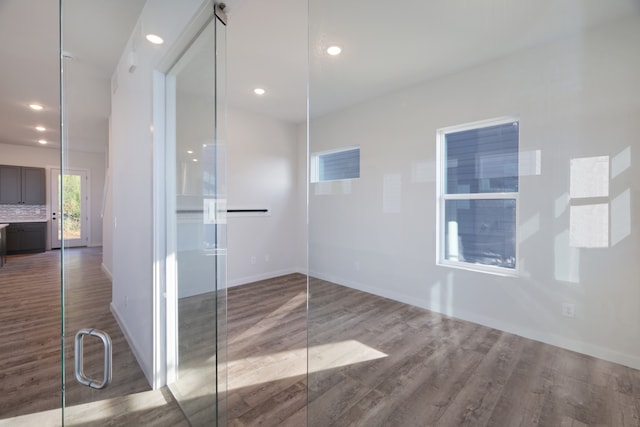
xmin=50 ymin=168 xmax=88 ymax=249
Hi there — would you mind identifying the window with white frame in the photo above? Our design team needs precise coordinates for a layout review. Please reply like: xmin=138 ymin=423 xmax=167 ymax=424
xmin=310 ymin=146 xmax=360 ymax=183
xmin=437 ymin=117 xmax=519 ymax=273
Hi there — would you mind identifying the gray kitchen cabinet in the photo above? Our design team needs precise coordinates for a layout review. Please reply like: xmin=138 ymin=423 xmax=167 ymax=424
xmin=0 ymin=165 xmax=46 ymax=205
xmin=6 ymin=222 xmax=47 ymax=254
xmin=0 ymin=166 xmax=21 ymax=204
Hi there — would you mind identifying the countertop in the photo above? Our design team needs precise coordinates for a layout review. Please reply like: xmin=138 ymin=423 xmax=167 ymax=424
xmin=0 ymin=224 xmax=8 ymax=229
xmin=0 ymin=219 xmax=48 ymax=223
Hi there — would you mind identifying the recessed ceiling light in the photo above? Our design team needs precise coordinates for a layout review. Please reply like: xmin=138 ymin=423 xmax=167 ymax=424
xmin=187 ymin=150 xmax=193 ymax=154
xmin=29 ymin=104 xmax=44 ymax=111
xmin=192 ymin=158 xmax=198 ymax=162
xmin=38 ymin=139 xmax=47 ymax=145
xmin=254 ymin=88 xmax=266 ymax=95
xmin=327 ymin=46 xmax=342 ymax=56
xmin=35 ymin=126 xmax=46 ymax=132
xmin=146 ymin=34 xmax=164 ymax=45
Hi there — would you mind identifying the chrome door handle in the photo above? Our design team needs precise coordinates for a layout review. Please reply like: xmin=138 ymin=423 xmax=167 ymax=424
xmin=74 ymin=328 xmax=112 ymax=389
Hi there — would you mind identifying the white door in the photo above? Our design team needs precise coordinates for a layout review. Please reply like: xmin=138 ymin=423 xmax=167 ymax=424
xmin=50 ymin=168 xmax=88 ymax=248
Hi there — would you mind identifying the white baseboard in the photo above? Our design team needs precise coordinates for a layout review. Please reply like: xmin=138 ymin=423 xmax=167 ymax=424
xmin=101 ymin=263 xmax=113 ymax=281
xmin=309 ymin=270 xmax=640 ymax=371
xmin=227 ymin=268 xmax=300 ymax=288
xmin=110 ymin=302 xmax=153 ymax=387
xmin=450 ymin=308 xmax=640 ymax=372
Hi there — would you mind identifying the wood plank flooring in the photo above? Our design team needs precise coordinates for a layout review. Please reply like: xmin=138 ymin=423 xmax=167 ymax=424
xmin=227 ymin=274 xmax=308 ymax=426
xmin=3 ymin=248 xmax=640 ymax=426
xmin=0 ymin=251 xmax=62 ymax=418
xmin=228 ymin=275 xmax=640 ymax=427
xmin=0 ymin=248 xmax=188 ymax=426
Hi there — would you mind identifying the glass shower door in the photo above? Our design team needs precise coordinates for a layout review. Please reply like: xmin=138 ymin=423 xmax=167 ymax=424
xmin=61 ymin=2 xmax=166 ymax=424
xmin=61 ymin=1 xmax=227 ymax=426
xmin=164 ymin=8 xmax=228 ymax=426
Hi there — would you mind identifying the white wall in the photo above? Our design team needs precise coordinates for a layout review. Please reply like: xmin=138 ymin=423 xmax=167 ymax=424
xmin=0 ymin=142 xmax=105 ymax=248
xmin=226 ymin=106 xmax=302 ymax=286
xmin=109 ymin=0 xmax=303 ymax=385
xmin=168 ymin=98 xmax=303 ymax=294
xmin=308 ymin=16 xmax=640 ymax=368
xmin=109 ymin=0 xmax=209 ymax=385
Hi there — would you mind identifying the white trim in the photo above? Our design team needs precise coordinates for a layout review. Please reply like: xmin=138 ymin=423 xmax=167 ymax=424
xmin=448 ymin=308 xmax=640 ymax=371
xmin=437 ymin=259 xmax=518 ymax=277
xmin=163 ymin=69 xmax=179 ymax=386
xmin=101 ymin=262 xmax=113 ymax=281
xmin=227 ymin=268 xmax=299 ymax=288
xmin=436 ymin=115 xmax=520 ymax=275
xmin=437 ymin=115 xmax=520 ymax=134
xmin=111 ymin=302 xmax=154 ymax=386
xmin=444 ymin=192 xmax=518 ymax=200
xmin=152 ymin=0 xmax=218 ymax=389
xmin=152 ymin=69 xmax=169 ymax=389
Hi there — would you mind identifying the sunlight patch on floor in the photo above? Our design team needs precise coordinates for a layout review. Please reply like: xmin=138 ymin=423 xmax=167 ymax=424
xmin=228 ymin=339 xmax=387 ymax=390
xmin=229 ymin=291 xmax=307 ymax=345
xmin=0 ymin=389 xmax=180 ymax=427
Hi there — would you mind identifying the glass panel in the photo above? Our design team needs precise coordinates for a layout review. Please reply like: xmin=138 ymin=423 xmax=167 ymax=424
xmin=165 ymin=12 xmax=227 ymax=426
xmin=309 ymin=0 xmax=640 ymax=425
xmin=60 ymin=2 xmax=226 ymax=426
xmin=444 ymin=199 xmax=516 ymax=268
xmin=215 ymin=12 xmax=229 ymax=426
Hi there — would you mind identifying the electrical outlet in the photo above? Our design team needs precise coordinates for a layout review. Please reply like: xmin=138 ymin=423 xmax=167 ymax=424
xmin=264 ymin=254 xmax=270 ymax=263
xmin=250 ymin=256 xmax=256 ymax=265
xmin=562 ymin=302 xmax=575 ymax=318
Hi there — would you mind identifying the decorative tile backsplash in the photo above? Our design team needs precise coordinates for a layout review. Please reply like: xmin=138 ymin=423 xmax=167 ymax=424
xmin=0 ymin=204 xmax=47 ymax=222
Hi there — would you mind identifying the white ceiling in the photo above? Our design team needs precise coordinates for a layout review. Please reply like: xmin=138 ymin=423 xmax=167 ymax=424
xmin=0 ymin=0 xmax=146 ymax=152
xmin=0 ymin=0 xmax=638 ymax=153
xmin=0 ymin=0 xmax=60 ymax=150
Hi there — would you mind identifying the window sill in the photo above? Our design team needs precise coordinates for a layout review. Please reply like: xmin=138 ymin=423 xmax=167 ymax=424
xmin=437 ymin=260 xmax=519 ymax=277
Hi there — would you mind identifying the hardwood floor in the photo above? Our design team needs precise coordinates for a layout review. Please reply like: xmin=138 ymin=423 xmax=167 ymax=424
xmin=0 ymin=248 xmax=188 ymax=426
xmin=227 ymin=274 xmax=308 ymax=426
xmin=168 ymin=292 xmax=219 ymax=426
xmin=228 ymin=275 xmax=640 ymax=427
xmin=3 ymin=248 xmax=640 ymax=426
xmin=0 ymin=251 xmax=62 ymax=418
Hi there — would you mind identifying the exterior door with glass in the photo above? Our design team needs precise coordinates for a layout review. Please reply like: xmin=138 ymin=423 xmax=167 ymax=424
xmin=50 ymin=168 xmax=88 ymax=249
